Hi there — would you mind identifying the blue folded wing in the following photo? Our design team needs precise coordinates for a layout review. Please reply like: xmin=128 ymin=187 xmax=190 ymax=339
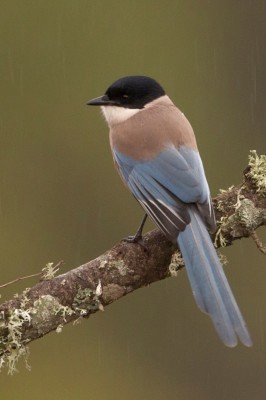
xmin=113 ymin=145 xmax=215 ymax=239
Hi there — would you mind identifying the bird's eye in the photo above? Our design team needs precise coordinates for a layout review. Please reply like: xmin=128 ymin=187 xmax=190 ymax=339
xmin=122 ymin=94 xmax=129 ymax=99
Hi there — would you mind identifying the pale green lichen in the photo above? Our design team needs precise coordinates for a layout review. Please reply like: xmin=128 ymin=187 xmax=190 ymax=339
xmin=0 ymin=275 xmax=105 ymax=374
xmin=0 ymin=287 xmax=34 ymax=374
xmin=72 ymin=280 xmax=103 ymax=316
xmin=3 ymin=345 xmax=30 ymax=375
xmin=169 ymin=251 xmax=184 ymax=276
xmin=234 ymin=198 xmax=261 ymax=230
xmin=41 ymin=262 xmax=60 ymax=280
xmin=218 ymin=185 xmax=235 ymax=195
xmin=215 ymin=197 xmax=261 ymax=248
xmin=99 ymin=257 xmax=126 ymax=275
xmin=110 ymin=259 xmax=128 ymax=276
xmin=214 ymin=155 xmax=265 ymax=247
xmin=233 ymin=187 xmax=245 ymax=210
xmin=247 ymin=150 xmax=266 ymax=195
xmin=0 ymin=306 xmax=32 ymax=374
xmin=214 ymin=216 xmax=229 ymax=247
xmin=216 ymin=186 xmax=235 ymax=214
xmin=14 ymin=288 xmax=31 ymax=308
xmin=218 ymin=253 xmax=228 ymax=267
xmin=0 ymin=292 xmax=75 ymax=374
xmin=32 ymin=295 xmax=74 ymax=328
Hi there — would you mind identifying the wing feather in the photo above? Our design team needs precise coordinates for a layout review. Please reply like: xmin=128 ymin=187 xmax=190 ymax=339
xmin=113 ymin=145 xmax=214 ymax=240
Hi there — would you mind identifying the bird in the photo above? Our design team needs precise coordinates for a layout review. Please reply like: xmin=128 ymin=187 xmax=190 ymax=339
xmin=87 ymin=75 xmax=252 ymax=347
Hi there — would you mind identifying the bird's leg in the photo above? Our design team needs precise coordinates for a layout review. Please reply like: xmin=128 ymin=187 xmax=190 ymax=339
xmin=122 ymin=214 xmax=148 ymax=248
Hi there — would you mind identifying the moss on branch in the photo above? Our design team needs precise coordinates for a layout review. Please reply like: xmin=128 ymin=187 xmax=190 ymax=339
xmin=0 ymin=151 xmax=265 ymax=374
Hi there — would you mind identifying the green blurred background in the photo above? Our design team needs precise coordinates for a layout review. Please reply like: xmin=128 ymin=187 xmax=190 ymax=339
xmin=0 ymin=1 xmax=265 ymax=399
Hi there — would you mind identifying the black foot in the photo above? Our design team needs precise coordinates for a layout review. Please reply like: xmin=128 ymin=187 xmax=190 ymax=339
xmin=121 ymin=214 xmax=149 ymax=252
xmin=122 ymin=234 xmax=148 ymax=252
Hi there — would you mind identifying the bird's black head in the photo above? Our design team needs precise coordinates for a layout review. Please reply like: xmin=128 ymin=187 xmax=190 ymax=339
xmin=87 ymin=76 xmax=165 ymax=109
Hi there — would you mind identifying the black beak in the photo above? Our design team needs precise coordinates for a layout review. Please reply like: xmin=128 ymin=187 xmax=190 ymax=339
xmin=86 ymin=94 xmax=115 ymax=106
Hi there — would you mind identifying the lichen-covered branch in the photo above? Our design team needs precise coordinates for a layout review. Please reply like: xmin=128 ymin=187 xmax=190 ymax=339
xmin=213 ymin=151 xmax=266 ymax=247
xmin=0 ymin=151 xmax=265 ymax=373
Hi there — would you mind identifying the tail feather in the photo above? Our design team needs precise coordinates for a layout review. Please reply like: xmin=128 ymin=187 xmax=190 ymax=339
xmin=177 ymin=208 xmax=252 ymax=347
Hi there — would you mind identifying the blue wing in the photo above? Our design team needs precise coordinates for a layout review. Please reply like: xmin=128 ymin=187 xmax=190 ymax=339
xmin=113 ymin=144 xmax=215 ymax=240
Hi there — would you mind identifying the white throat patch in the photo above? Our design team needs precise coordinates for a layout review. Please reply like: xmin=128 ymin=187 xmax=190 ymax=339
xmin=101 ymin=106 xmax=140 ymax=126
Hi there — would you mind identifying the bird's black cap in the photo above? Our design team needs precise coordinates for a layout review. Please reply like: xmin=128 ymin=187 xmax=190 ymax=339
xmin=87 ymin=76 xmax=165 ymax=109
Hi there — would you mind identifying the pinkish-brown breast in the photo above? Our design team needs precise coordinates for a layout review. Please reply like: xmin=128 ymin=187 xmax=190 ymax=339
xmin=109 ymin=95 xmax=198 ymax=161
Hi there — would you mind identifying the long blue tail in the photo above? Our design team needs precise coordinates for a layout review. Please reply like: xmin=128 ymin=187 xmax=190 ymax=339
xmin=177 ymin=207 xmax=252 ymax=347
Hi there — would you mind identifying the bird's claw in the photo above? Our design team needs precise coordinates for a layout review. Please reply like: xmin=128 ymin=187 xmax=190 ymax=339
xmin=122 ymin=234 xmax=148 ymax=252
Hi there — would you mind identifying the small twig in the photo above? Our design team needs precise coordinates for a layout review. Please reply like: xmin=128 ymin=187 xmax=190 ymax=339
xmin=250 ymin=231 xmax=266 ymax=254
xmin=0 ymin=272 xmax=42 ymax=289
xmin=0 ymin=260 xmax=64 ymax=289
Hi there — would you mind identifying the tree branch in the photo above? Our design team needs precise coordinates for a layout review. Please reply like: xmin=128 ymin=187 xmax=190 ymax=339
xmin=0 ymin=151 xmax=265 ymax=373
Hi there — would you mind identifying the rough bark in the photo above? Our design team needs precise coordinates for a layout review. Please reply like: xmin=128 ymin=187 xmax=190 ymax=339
xmin=0 ymin=152 xmax=265 ymax=372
